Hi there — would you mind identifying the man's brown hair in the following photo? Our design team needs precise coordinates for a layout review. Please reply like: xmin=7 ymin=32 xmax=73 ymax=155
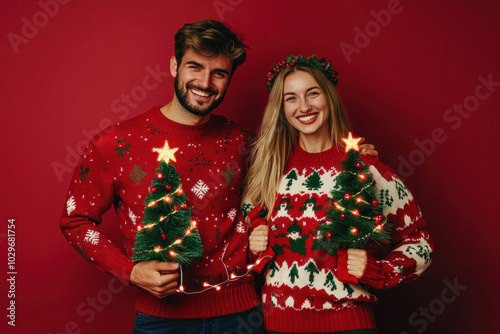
xmin=174 ymin=19 xmax=248 ymax=75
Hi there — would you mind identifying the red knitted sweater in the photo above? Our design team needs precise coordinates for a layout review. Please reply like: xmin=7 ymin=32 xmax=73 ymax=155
xmin=257 ymin=145 xmax=433 ymax=333
xmin=60 ymin=107 xmax=260 ymax=318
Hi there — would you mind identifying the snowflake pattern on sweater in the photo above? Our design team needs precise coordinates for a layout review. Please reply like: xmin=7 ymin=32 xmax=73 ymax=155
xmin=255 ymin=145 xmax=433 ymax=333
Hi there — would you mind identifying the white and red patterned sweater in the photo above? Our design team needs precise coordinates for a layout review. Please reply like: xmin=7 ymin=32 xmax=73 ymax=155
xmin=255 ymin=144 xmax=433 ymax=333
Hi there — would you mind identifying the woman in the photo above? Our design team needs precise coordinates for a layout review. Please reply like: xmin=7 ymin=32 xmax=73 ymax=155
xmin=243 ymin=55 xmax=433 ymax=333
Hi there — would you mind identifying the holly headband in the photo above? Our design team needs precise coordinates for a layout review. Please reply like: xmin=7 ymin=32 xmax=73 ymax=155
xmin=266 ymin=55 xmax=339 ymax=92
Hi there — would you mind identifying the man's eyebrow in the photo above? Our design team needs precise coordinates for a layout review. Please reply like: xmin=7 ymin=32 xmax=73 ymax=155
xmin=185 ymin=61 xmax=230 ymax=75
xmin=185 ymin=60 xmax=203 ymax=67
xmin=213 ymin=68 xmax=230 ymax=75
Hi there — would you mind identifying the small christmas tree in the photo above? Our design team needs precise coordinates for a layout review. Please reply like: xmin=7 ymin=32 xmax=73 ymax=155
xmin=132 ymin=141 xmax=203 ymax=264
xmin=315 ymin=133 xmax=391 ymax=254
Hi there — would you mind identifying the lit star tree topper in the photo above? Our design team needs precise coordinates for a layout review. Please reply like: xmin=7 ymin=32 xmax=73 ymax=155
xmin=315 ymin=132 xmax=391 ymax=254
xmin=132 ymin=140 xmax=203 ymax=264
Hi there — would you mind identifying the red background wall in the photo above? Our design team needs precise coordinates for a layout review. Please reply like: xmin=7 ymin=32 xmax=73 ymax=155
xmin=1 ymin=0 xmax=498 ymax=333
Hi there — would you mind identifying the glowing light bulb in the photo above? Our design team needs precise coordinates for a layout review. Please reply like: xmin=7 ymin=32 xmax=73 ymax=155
xmin=178 ymin=285 xmax=185 ymax=292
xmin=216 ymin=286 xmax=221 ymax=291
xmin=358 ymin=174 xmax=366 ymax=181
xmin=164 ymin=195 xmax=172 ymax=204
xmin=148 ymin=200 xmax=157 ymax=207
xmin=203 ymin=282 xmax=210 ymax=287
xmin=230 ymin=273 xmax=237 ymax=279
xmin=174 ymin=238 xmax=182 ymax=245
xmin=154 ymin=246 xmax=162 ymax=252
xmin=169 ymin=250 xmax=176 ymax=257
xmin=146 ymin=223 xmax=154 ymax=229
xmin=176 ymin=187 xmax=183 ymax=195
xmin=247 ymin=264 xmax=255 ymax=270
xmin=137 ymin=226 xmax=143 ymax=231
xmin=351 ymin=227 xmax=358 ymax=235
xmin=256 ymin=259 xmax=261 ymax=265
xmin=356 ymin=196 xmax=363 ymax=203
xmin=191 ymin=220 xmax=197 ymax=228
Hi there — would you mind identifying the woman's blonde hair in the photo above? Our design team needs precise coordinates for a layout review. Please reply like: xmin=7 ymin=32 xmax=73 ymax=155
xmin=243 ymin=65 xmax=351 ymax=218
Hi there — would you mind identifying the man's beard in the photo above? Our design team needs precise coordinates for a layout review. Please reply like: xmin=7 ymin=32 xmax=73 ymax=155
xmin=174 ymin=76 xmax=226 ymax=116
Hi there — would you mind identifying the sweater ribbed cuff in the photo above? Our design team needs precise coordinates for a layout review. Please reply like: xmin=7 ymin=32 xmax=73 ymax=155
xmin=359 ymin=255 xmax=386 ymax=289
xmin=109 ymin=257 xmax=137 ymax=286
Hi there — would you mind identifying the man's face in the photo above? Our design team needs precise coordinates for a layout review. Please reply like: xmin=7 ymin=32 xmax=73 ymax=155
xmin=171 ymin=49 xmax=233 ymax=116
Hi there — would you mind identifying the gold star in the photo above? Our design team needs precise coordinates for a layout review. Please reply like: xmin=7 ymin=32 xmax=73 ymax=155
xmin=153 ymin=140 xmax=178 ymax=163
xmin=342 ymin=132 xmax=362 ymax=152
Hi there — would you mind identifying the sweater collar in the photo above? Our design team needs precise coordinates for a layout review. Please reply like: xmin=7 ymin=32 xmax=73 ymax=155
xmin=293 ymin=143 xmax=345 ymax=163
xmin=147 ymin=106 xmax=222 ymax=137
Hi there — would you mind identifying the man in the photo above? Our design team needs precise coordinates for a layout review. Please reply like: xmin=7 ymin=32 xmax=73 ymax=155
xmin=60 ymin=19 xmax=263 ymax=333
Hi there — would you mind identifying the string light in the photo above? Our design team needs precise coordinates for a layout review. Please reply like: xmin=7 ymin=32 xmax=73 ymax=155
xmin=175 ymin=241 xmax=274 ymax=295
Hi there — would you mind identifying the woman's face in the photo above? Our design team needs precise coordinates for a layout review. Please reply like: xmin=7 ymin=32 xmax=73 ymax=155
xmin=283 ymin=70 xmax=330 ymax=141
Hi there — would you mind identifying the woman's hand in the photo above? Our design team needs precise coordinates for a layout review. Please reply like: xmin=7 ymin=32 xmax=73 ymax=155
xmin=347 ymin=249 xmax=368 ymax=279
xmin=249 ymin=225 xmax=269 ymax=256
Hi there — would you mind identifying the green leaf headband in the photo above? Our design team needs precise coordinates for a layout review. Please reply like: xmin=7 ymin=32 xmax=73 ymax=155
xmin=266 ymin=55 xmax=339 ymax=92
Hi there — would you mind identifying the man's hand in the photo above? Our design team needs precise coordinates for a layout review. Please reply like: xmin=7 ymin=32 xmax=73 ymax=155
xmin=130 ymin=260 xmax=179 ymax=298
xmin=347 ymin=249 xmax=368 ymax=279
xmin=249 ymin=225 xmax=269 ymax=256
xmin=359 ymin=137 xmax=378 ymax=157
